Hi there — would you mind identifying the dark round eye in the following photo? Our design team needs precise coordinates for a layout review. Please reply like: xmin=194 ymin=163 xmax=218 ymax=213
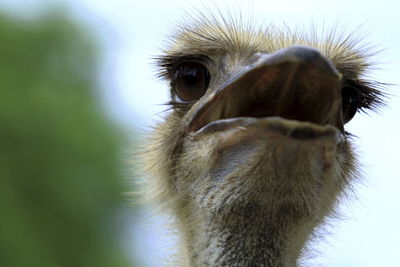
xmin=341 ymin=86 xmax=360 ymax=124
xmin=173 ymin=62 xmax=210 ymax=102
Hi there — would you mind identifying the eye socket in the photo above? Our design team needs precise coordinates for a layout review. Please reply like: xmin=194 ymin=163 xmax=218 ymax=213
xmin=173 ymin=62 xmax=210 ymax=102
xmin=341 ymin=86 xmax=360 ymax=124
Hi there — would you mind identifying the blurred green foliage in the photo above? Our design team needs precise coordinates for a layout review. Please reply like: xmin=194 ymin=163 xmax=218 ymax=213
xmin=0 ymin=12 xmax=133 ymax=267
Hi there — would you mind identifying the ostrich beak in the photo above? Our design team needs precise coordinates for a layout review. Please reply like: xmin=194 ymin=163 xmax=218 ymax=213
xmin=187 ymin=46 xmax=344 ymax=137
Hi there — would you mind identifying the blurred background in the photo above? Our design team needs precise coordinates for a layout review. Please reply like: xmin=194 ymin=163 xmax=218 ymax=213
xmin=0 ymin=0 xmax=398 ymax=267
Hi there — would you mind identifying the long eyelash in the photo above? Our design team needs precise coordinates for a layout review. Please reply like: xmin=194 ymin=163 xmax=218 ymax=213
xmin=345 ymin=79 xmax=388 ymax=112
xmin=153 ymin=54 xmax=211 ymax=80
xmin=165 ymin=100 xmax=180 ymax=106
xmin=152 ymin=102 xmax=184 ymax=116
xmin=153 ymin=55 xmax=178 ymax=80
xmin=163 ymin=100 xmax=190 ymax=109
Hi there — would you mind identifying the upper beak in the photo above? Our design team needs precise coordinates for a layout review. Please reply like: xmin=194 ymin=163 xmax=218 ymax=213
xmin=187 ymin=45 xmax=344 ymax=133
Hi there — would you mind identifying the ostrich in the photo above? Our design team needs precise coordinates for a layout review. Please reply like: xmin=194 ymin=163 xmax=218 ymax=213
xmin=141 ymin=13 xmax=385 ymax=267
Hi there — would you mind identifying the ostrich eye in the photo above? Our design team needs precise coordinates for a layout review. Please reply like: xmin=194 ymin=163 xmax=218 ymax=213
xmin=341 ymin=86 xmax=360 ymax=123
xmin=173 ymin=62 xmax=210 ymax=102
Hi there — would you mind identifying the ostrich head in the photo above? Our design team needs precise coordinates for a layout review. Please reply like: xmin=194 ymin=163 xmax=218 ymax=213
xmin=142 ymin=14 xmax=385 ymax=267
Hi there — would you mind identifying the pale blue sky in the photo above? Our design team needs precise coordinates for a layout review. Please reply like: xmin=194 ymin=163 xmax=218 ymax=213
xmin=2 ymin=0 xmax=399 ymax=266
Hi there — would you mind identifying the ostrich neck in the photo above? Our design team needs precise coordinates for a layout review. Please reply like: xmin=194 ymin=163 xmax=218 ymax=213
xmin=173 ymin=120 xmax=342 ymax=266
xmin=184 ymin=202 xmax=308 ymax=267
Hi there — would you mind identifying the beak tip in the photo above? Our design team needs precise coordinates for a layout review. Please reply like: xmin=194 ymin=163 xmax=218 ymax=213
xmin=257 ymin=45 xmax=341 ymax=80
